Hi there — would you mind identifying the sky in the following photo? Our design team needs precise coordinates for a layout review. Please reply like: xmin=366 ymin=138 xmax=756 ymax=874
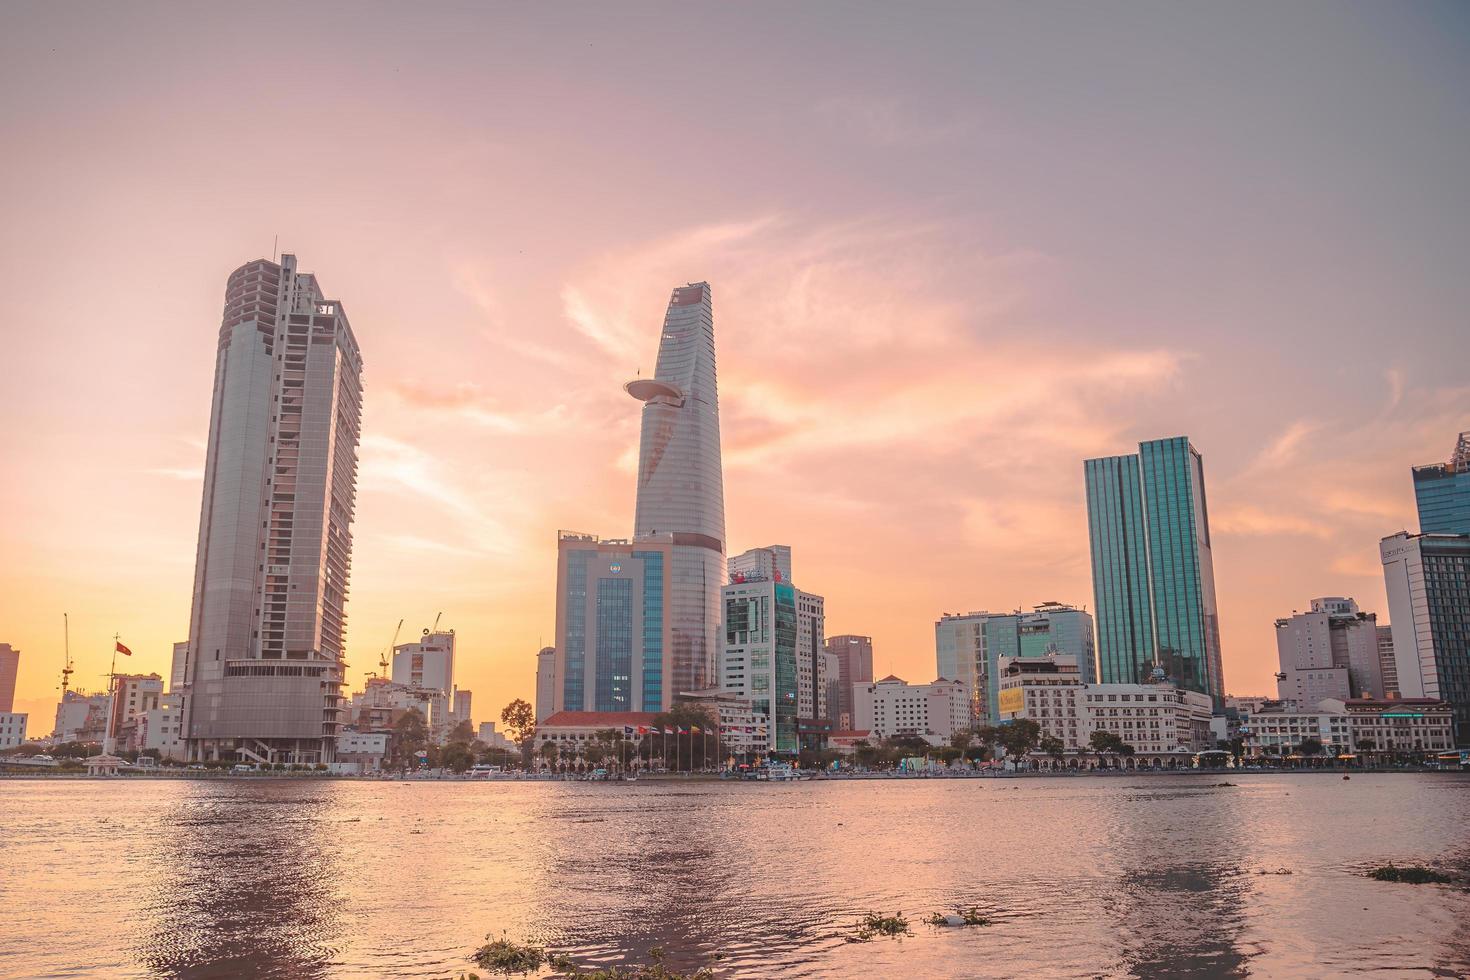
xmin=2 ymin=2 xmax=1468 ymax=728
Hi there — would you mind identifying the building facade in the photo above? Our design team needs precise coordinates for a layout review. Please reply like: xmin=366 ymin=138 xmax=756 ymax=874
xmin=1413 ymin=430 xmax=1470 ymax=535
xmin=182 ymin=255 xmax=362 ymax=765
xmin=935 ymin=604 xmax=1096 ymax=726
xmin=554 ymin=533 xmax=675 ymax=715
xmin=1274 ymin=597 xmax=1386 ymax=703
xmin=1085 ymin=436 xmax=1225 ymax=709
xmin=852 ymin=675 xmax=970 ymax=745
xmin=1381 ymin=531 xmax=1470 ymax=743
xmin=626 ymin=282 xmax=726 ymax=697
xmin=1240 ymin=697 xmax=1454 ymax=758
xmin=0 ymin=712 xmax=27 ymax=749
xmin=0 ymin=643 xmax=18 ymax=713
xmin=721 ymin=575 xmax=799 ymax=754
xmin=392 ymin=630 xmax=456 ymax=697
xmin=54 ymin=690 xmax=109 ymax=743
xmin=535 ymin=646 xmax=555 ymax=723
xmin=824 ymin=635 xmax=873 ymax=730
xmin=1376 ymin=626 xmax=1400 ymax=698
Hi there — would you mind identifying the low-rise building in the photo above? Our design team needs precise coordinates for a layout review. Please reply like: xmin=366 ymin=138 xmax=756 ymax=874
xmin=54 ymin=690 xmax=110 ymax=743
xmin=996 ymin=656 xmax=1214 ymax=761
xmin=1339 ymin=697 xmax=1455 ymax=755
xmin=139 ymin=693 xmax=185 ymax=761
xmin=0 ymin=712 xmax=27 ymax=749
xmin=852 ymin=675 xmax=970 ymax=745
xmin=681 ymin=689 xmax=769 ymax=757
xmin=827 ymin=730 xmax=873 ymax=754
xmin=336 ymin=731 xmax=390 ymax=771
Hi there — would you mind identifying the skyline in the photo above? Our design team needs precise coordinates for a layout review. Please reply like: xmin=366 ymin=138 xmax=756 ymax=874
xmin=4 ymin=3 xmax=1470 ymax=725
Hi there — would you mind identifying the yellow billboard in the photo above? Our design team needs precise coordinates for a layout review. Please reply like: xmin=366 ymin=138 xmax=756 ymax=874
xmin=998 ymin=687 xmax=1025 ymax=716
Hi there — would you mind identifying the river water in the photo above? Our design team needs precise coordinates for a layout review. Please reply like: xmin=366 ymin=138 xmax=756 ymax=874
xmin=2 ymin=773 xmax=1468 ymax=978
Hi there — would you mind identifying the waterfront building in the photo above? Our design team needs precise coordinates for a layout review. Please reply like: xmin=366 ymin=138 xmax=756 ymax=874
xmin=935 ymin=604 xmax=1096 ymax=726
xmin=680 ymin=688 xmax=769 ymax=758
xmin=1274 ymin=597 xmax=1386 ymax=703
xmin=824 ymin=635 xmax=873 ymax=730
xmin=822 ymin=650 xmax=842 ymax=730
xmin=53 ymin=690 xmax=109 ymax=743
xmin=852 ymin=675 xmax=970 ymax=746
xmin=335 ymin=731 xmax=389 ymax=771
xmin=534 ymin=710 xmax=659 ymax=762
xmin=827 ymin=730 xmax=873 ymax=754
xmin=1381 ymin=531 xmax=1470 ymax=743
xmin=0 ymin=712 xmax=27 ymax=749
xmin=110 ymin=673 xmax=164 ymax=752
xmin=553 ymin=532 xmax=675 ymax=714
xmin=997 ymin=657 xmax=1214 ymax=759
xmin=1412 ymin=430 xmax=1470 ymax=534
xmin=626 ymin=282 xmax=726 ymax=697
xmin=1377 ymin=626 xmax=1400 ymax=698
xmin=344 ymin=676 xmax=449 ymax=736
xmin=1084 ymin=436 xmax=1226 ymax=709
xmin=182 ymin=254 xmax=362 ymax=765
xmin=139 ymin=693 xmax=185 ymax=760
xmin=535 ymin=646 xmax=555 ymax=723
xmin=796 ymin=586 xmax=827 ymax=724
xmin=1240 ymin=697 xmax=1453 ymax=758
xmin=0 ymin=643 xmax=18 ymax=712
xmin=721 ymin=573 xmax=800 ymax=754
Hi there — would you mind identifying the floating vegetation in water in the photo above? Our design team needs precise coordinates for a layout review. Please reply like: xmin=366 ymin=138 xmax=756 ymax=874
xmin=848 ymin=912 xmax=912 ymax=942
xmin=1212 ymin=782 xmax=1237 ymax=787
xmin=926 ymin=908 xmax=991 ymax=927
xmin=1256 ymin=868 xmax=1293 ymax=876
xmin=472 ymin=936 xmax=547 ymax=974
xmin=1367 ymin=864 xmax=1453 ymax=884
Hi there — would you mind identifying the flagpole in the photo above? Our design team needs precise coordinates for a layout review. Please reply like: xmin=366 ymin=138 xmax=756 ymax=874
xmin=103 ymin=634 xmax=120 ymax=756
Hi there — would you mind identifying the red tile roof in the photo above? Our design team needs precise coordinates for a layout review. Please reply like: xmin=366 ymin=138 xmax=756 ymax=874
xmin=540 ymin=711 xmax=661 ymax=728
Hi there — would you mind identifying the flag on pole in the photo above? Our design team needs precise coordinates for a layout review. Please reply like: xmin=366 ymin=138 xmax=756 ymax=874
xmin=690 ymin=725 xmax=701 ymax=734
xmin=115 ymin=641 xmax=132 ymax=656
xmin=676 ymin=727 xmax=688 ymax=735
xmin=623 ymin=726 xmax=634 ymax=736
xmin=637 ymin=726 xmax=649 ymax=735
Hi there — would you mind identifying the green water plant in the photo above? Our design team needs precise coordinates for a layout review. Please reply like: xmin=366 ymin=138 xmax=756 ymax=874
xmin=1367 ymin=864 xmax=1453 ymax=884
xmin=926 ymin=908 xmax=991 ymax=927
xmin=472 ymin=936 xmax=547 ymax=974
xmin=848 ymin=911 xmax=911 ymax=942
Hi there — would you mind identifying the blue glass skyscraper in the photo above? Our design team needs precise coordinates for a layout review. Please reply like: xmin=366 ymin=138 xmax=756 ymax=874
xmin=1085 ymin=436 xmax=1225 ymax=709
xmin=1413 ymin=431 xmax=1470 ymax=535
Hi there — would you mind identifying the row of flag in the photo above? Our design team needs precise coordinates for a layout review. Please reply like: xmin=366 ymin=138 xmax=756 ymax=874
xmin=621 ymin=724 xmax=769 ymax=736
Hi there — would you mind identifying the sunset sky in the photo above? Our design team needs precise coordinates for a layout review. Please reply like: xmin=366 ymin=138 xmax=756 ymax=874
xmin=3 ymin=3 xmax=1468 ymax=727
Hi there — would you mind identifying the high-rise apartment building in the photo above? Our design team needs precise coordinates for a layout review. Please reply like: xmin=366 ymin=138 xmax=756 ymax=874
xmin=935 ymin=604 xmax=1096 ymax=725
xmin=1412 ymin=430 xmax=1470 ymax=534
xmin=535 ymin=646 xmax=556 ymax=723
xmin=392 ymin=630 xmax=456 ymax=695
xmin=728 ymin=546 xmax=826 ymax=723
xmin=554 ymin=532 xmax=674 ymax=714
xmin=626 ymin=282 xmax=725 ymax=696
xmin=169 ymin=641 xmax=189 ymax=692
xmin=0 ymin=643 xmax=18 ymax=713
xmin=824 ymin=634 xmax=873 ymax=729
xmin=1273 ymin=597 xmax=1386 ymax=704
xmin=1381 ymin=531 xmax=1470 ymax=744
xmin=182 ymin=255 xmax=363 ymax=765
xmin=1084 ymin=436 xmax=1225 ymax=709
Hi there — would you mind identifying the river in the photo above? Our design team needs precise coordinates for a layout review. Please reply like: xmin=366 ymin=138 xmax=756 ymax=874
xmin=2 ymin=773 xmax=1468 ymax=978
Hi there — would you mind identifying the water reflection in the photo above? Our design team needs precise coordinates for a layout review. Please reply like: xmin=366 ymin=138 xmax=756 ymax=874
xmin=137 ymin=783 xmax=343 ymax=979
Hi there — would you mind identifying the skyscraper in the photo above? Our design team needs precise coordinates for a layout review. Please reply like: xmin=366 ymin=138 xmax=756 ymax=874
xmin=1273 ymin=597 xmax=1386 ymax=704
xmin=626 ymin=282 xmax=725 ymax=696
xmin=1085 ymin=436 xmax=1225 ymax=709
xmin=1381 ymin=531 xmax=1470 ymax=744
xmin=935 ymin=604 xmax=1096 ymax=725
xmin=182 ymin=255 xmax=363 ymax=765
xmin=535 ymin=646 xmax=556 ymax=723
xmin=1412 ymin=430 xmax=1470 ymax=534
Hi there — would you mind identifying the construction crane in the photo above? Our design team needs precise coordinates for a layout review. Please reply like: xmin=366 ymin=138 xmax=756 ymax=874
xmin=59 ymin=612 xmax=74 ymax=696
xmin=430 ymin=611 xmax=443 ymax=635
xmin=376 ymin=618 xmax=403 ymax=679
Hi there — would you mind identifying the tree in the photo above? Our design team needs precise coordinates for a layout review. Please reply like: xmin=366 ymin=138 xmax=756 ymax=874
xmin=1298 ymin=737 xmax=1324 ymax=757
xmin=441 ymin=742 xmax=475 ymax=773
xmin=537 ymin=741 xmax=560 ymax=771
xmin=448 ymin=720 xmax=475 ymax=745
xmin=651 ymin=703 xmax=718 ymax=770
xmin=949 ymin=730 xmax=973 ymax=753
xmin=501 ymin=698 xmax=536 ymax=763
xmin=1039 ymin=735 xmax=1065 ymax=766
xmin=1089 ymin=729 xmax=1127 ymax=765
xmin=998 ymin=719 xmax=1042 ymax=761
xmin=390 ymin=708 xmax=429 ymax=769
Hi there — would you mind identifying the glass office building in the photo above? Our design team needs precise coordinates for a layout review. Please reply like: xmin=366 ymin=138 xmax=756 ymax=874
xmin=1412 ymin=431 xmax=1470 ymax=535
xmin=722 ymin=576 xmax=799 ymax=755
xmin=1085 ymin=436 xmax=1226 ymax=710
xmin=554 ymin=532 xmax=673 ymax=714
xmin=626 ymin=283 xmax=726 ymax=697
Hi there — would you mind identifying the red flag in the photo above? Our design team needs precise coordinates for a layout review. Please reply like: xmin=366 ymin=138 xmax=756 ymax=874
xmin=115 ymin=641 xmax=132 ymax=657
